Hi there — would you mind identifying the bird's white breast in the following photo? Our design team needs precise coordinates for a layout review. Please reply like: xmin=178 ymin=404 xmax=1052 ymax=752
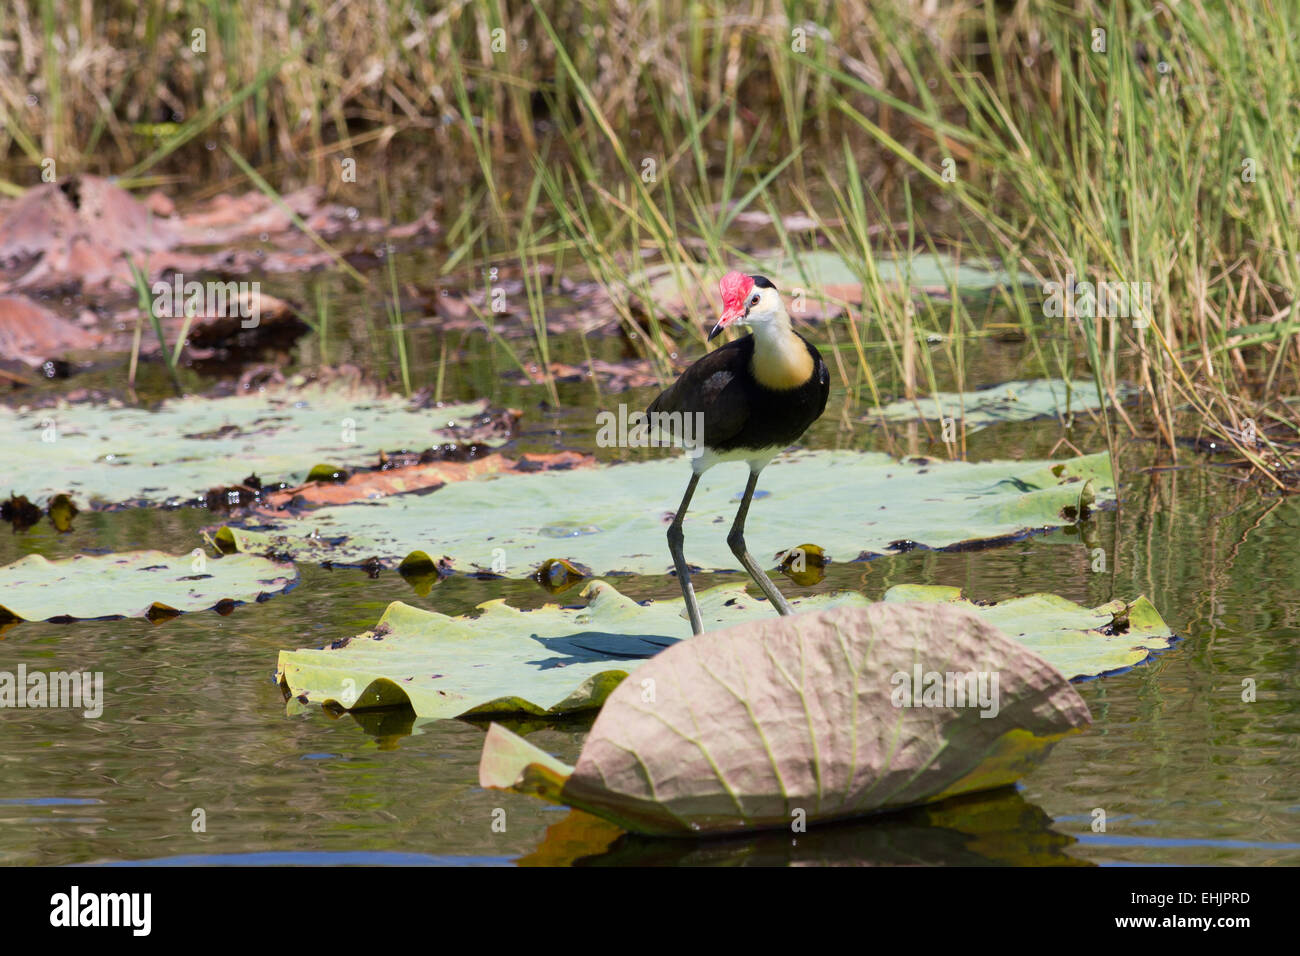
xmin=689 ymin=444 xmax=784 ymax=476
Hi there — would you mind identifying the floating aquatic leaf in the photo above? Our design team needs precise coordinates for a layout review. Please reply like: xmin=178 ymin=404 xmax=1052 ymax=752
xmin=0 ymin=294 xmax=102 ymax=366
xmin=777 ymin=542 xmax=827 ymax=586
xmin=305 ymin=464 xmax=350 ymax=483
xmin=396 ymin=550 xmax=445 ymax=596
xmin=0 ymin=383 xmax=500 ymax=506
xmin=532 ymin=557 xmax=589 ymax=594
xmin=479 ymin=600 xmax=1091 ymax=836
xmin=275 ymin=579 xmax=1174 ymax=720
xmin=872 ymin=379 xmax=1137 ymax=432
xmin=630 ymin=249 xmax=1035 ymax=319
xmin=880 ymin=585 xmax=1176 ymax=680
xmin=263 ymin=451 xmax=593 ymax=508
xmin=0 ymin=550 xmax=296 ymax=621
xmin=0 ymin=175 xmax=437 ymax=295
xmin=216 ymin=450 xmax=1112 ymax=573
xmin=47 ymin=493 xmax=79 ymax=533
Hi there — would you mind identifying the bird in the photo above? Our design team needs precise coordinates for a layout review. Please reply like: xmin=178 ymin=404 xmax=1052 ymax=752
xmin=647 ymin=271 xmax=830 ymax=635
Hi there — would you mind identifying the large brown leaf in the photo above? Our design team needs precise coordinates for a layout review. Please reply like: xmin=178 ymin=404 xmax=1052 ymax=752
xmin=261 ymin=451 xmax=593 ymax=508
xmin=481 ymin=600 xmax=1091 ymax=836
xmin=0 ymin=175 xmax=437 ymax=294
xmin=0 ymin=294 xmax=101 ymax=365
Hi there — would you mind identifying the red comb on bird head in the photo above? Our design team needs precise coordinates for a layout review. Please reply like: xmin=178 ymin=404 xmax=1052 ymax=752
xmin=719 ymin=271 xmax=755 ymax=311
xmin=711 ymin=271 xmax=755 ymax=341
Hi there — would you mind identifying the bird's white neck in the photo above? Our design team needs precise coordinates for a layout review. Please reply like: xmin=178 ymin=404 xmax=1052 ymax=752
xmin=748 ymin=309 xmax=813 ymax=390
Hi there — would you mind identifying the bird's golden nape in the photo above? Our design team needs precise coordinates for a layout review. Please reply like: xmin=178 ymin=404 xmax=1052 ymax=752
xmin=649 ymin=270 xmax=832 ymax=635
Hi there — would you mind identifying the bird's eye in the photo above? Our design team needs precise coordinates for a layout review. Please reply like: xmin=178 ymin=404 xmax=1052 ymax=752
xmin=749 ymin=294 xmax=760 ymax=306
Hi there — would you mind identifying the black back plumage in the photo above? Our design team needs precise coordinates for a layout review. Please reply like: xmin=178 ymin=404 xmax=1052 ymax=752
xmin=647 ymin=332 xmax=829 ymax=453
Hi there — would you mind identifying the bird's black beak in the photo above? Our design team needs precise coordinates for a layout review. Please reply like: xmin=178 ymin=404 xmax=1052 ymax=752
xmin=709 ymin=307 xmax=744 ymax=342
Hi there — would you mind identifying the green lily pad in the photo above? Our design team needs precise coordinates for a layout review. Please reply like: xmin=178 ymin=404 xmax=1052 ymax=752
xmin=881 ymin=585 xmax=1177 ymax=680
xmin=873 ymin=379 xmax=1136 ymax=432
xmin=0 ymin=550 xmax=296 ymax=621
xmin=0 ymin=383 xmax=497 ymax=507
xmin=275 ymin=579 xmax=1175 ymax=720
xmin=630 ymin=249 xmax=1035 ymax=318
xmin=478 ymin=598 xmax=1092 ymax=836
xmin=217 ymin=450 xmax=1113 ymax=573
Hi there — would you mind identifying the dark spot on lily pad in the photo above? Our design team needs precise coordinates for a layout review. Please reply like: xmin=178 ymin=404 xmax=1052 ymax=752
xmin=184 ymin=424 xmax=241 ymax=440
xmin=205 ymin=484 xmax=260 ymax=511
xmin=40 ymin=358 xmax=71 ymax=379
xmin=2 ymin=494 xmax=41 ymax=532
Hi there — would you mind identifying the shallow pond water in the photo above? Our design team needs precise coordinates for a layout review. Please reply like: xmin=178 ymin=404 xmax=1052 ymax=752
xmin=2 ymin=291 xmax=1298 ymax=866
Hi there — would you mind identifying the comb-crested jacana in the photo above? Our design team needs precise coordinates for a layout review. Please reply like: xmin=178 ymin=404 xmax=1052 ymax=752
xmin=648 ymin=271 xmax=830 ymax=635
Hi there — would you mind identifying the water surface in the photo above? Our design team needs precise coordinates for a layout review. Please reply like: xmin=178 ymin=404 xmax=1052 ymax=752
xmin=2 ymin=291 xmax=1297 ymax=867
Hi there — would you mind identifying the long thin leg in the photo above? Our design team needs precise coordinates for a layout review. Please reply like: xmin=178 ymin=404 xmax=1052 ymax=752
xmin=728 ymin=470 xmax=794 ymax=616
xmin=667 ymin=473 xmax=703 ymax=635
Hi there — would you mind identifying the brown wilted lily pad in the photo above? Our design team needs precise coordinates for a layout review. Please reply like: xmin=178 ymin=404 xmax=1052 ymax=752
xmin=504 ymin=359 xmax=661 ymax=392
xmin=262 ymin=451 xmax=595 ymax=508
xmin=0 ymin=177 xmax=179 ymax=267
xmin=0 ymin=175 xmax=437 ymax=295
xmin=0 ymin=294 xmax=101 ymax=365
xmin=480 ymin=600 xmax=1092 ymax=836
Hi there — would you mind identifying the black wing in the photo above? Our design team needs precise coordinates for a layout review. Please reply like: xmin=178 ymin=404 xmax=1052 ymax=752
xmin=647 ymin=337 xmax=752 ymax=448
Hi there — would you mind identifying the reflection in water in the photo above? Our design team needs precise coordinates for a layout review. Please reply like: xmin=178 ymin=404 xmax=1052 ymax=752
xmin=532 ymin=558 xmax=590 ymax=594
xmin=344 ymin=705 xmax=419 ymax=749
xmin=518 ymin=789 xmax=1088 ymax=867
